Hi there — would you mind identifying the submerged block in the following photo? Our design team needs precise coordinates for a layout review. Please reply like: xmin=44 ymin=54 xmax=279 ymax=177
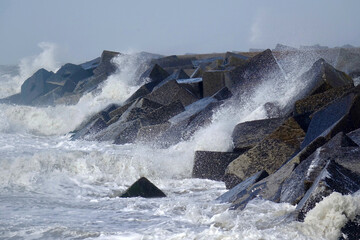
xmin=120 ymin=177 xmax=166 ymax=198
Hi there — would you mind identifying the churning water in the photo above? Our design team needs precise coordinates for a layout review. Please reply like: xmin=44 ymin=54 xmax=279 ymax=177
xmin=0 ymin=46 xmax=359 ymax=240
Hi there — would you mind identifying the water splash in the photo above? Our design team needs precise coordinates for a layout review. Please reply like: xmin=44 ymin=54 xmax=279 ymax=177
xmin=0 ymin=52 xmax=148 ymax=135
xmin=0 ymin=42 xmax=60 ymax=98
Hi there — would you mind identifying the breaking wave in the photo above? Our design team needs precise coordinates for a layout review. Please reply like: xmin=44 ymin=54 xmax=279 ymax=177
xmin=0 ymin=51 xmax=148 ymax=135
xmin=0 ymin=42 xmax=60 ymax=98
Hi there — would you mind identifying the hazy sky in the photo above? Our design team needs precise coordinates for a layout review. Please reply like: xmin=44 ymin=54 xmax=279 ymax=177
xmin=1 ymin=0 xmax=360 ymax=64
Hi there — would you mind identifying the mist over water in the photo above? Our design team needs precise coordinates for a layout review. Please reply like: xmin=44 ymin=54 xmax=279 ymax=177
xmin=0 ymin=46 xmax=358 ymax=240
xmin=0 ymin=42 xmax=60 ymax=98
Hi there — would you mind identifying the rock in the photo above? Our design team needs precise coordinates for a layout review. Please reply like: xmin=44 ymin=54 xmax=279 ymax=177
xmin=120 ymin=177 xmax=166 ymax=198
xmin=79 ymin=57 xmax=101 ymax=71
xmin=71 ymin=104 xmax=119 ymax=140
xmin=192 ymin=151 xmax=242 ymax=181
xmin=226 ymin=117 xmax=305 ymax=181
xmin=181 ymin=101 xmax=223 ymax=141
xmin=231 ymin=155 xmax=300 ymax=210
xmin=347 ymin=128 xmax=360 ymax=146
xmin=225 ymin=49 xmax=286 ymax=93
xmin=124 ymin=64 xmax=170 ymax=104
xmin=168 ymin=97 xmax=217 ymax=125
xmin=222 ymin=174 xmax=243 ymax=190
xmin=300 ymin=93 xmax=360 ymax=149
xmin=296 ymin=160 xmax=360 ymax=221
xmin=140 ymin=100 xmax=184 ymax=127
xmin=92 ymin=99 xmax=163 ymax=142
xmin=28 ymin=63 xmax=93 ymax=105
xmin=73 ymin=51 xmax=120 ymax=95
xmin=281 ymin=132 xmax=359 ymax=205
xmin=264 ymin=102 xmax=283 ymax=118
xmin=205 ymin=59 xmax=224 ymax=71
xmin=212 ymin=87 xmax=232 ymax=101
xmin=113 ymin=120 xmax=142 ymax=145
xmin=125 ymin=84 xmax=152 ymax=104
xmin=108 ymin=101 xmax=134 ymax=121
xmin=230 ymin=136 xmax=327 ymax=209
xmin=93 ymin=50 xmax=120 ymax=77
xmin=192 ymin=57 xmax=224 ymax=69
xmin=94 ymin=98 xmax=173 ymax=144
xmin=19 ymin=68 xmax=54 ymax=104
xmin=183 ymin=68 xmax=196 ymax=77
xmin=150 ymin=98 xmax=221 ymax=147
xmin=151 ymin=55 xmax=194 ymax=69
xmin=146 ymin=79 xmax=198 ymax=107
xmin=46 ymin=63 xmax=91 ymax=86
xmin=177 ymin=77 xmax=203 ymax=99
xmin=293 ymin=86 xmax=352 ymax=117
xmin=118 ymin=98 xmax=163 ymax=123
xmin=153 ymin=119 xmax=189 ymax=147
xmin=223 ymin=52 xmax=248 ymax=67
xmin=217 ymin=170 xmax=268 ymax=203
xmin=139 ymin=64 xmax=170 ymax=89
xmin=31 ymin=86 xmax=63 ymax=106
xmin=335 ymin=48 xmax=360 ymax=76
xmin=0 ymin=93 xmax=22 ymax=104
xmin=154 ymin=69 xmax=189 ymax=90
xmin=136 ymin=122 xmax=171 ymax=143
xmin=202 ymin=70 xmax=227 ymax=97
xmin=296 ymin=58 xmax=353 ymax=99
xmin=231 ymin=117 xmax=286 ymax=152
xmin=190 ymin=66 xmax=204 ymax=78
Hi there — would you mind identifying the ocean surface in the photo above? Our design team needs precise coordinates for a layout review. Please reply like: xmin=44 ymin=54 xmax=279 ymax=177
xmin=0 ymin=50 xmax=359 ymax=240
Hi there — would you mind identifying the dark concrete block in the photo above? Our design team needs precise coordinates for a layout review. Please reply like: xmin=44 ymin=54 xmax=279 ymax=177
xmin=192 ymin=151 xmax=241 ymax=181
xmin=231 ymin=117 xmax=285 ymax=152
xmin=120 ymin=177 xmax=166 ymax=198
xmin=217 ymin=170 xmax=268 ymax=203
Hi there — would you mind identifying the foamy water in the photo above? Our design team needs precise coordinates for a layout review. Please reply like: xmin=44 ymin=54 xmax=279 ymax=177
xmin=0 ymin=47 xmax=358 ymax=240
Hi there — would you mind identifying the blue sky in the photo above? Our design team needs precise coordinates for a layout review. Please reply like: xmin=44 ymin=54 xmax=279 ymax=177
xmin=1 ymin=0 xmax=360 ymax=64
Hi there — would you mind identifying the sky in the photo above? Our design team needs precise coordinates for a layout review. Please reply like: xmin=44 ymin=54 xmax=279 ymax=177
xmin=0 ymin=0 xmax=360 ymax=65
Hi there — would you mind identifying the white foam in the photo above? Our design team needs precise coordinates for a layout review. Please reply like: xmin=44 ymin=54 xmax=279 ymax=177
xmin=299 ymin=192 xmax=360 ymax=240
xmin=0 ymin=52 xmax=148 ymax=135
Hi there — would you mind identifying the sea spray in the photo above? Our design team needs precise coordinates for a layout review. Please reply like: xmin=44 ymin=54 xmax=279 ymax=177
xmin=0 ymin=42 xmax=60 ymax=98
xmin=188 ymin=55 xmax=309 ymax=152
xmin=0 ymin=52 xmax=148 ymax=135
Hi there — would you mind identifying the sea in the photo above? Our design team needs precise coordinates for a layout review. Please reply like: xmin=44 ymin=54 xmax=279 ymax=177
xmin=0 ymin=47 xmax=359 ymax=240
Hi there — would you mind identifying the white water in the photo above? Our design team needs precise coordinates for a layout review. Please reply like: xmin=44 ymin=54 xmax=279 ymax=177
xmin=0 ymin=48 xmax=357 ymax=240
